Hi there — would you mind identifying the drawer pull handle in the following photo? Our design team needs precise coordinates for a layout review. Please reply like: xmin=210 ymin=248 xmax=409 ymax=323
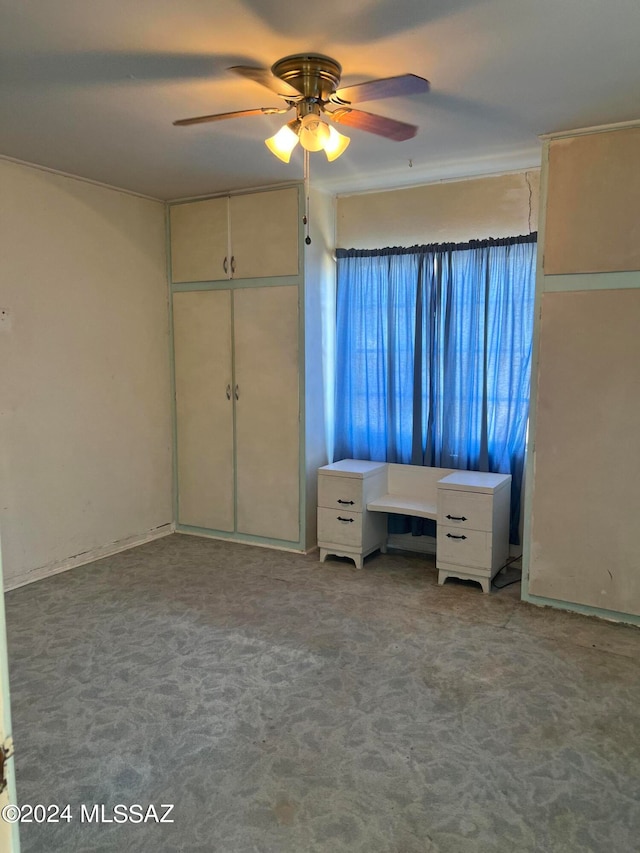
xmin=337 ymin=499 xmax=355 ymax=505
xmin=337 ymin=517 xmax=354 ymax=523
xmin=446 ymin=533 xmax=467 ymax=540
xmin=446 ymin=514 xmax=467 ymax=521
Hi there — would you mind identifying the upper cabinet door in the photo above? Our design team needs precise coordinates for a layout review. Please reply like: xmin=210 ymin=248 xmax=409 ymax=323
xmin=229 ymin=187 xmax=299 ymax=279
xmin=170 ymin=197 xmax=229 ymax=283
xmin=545 ymin=128 xmax=640 ymax=275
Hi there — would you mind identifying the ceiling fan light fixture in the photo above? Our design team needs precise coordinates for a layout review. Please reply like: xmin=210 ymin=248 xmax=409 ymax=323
xmin=265 ymin=122 xmax=299 ymax=162
xmin=323 ymin=124 xmax=350 ymax=161
xmin=298 ymin=113 xmax=330 ymax=152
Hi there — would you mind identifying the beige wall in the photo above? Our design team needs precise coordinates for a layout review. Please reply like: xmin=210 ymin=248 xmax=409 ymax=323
xmin=337 ymin=171 xmax=539 ymax=249
xmin=304 ymin=188 xmax=335 ymax=547
xmin=0 ymin=159 xmax=172 ymax=588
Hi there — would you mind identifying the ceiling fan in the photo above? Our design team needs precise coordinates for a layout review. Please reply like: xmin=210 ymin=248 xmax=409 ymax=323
xmin=173 ymin=53 xmax=430 ymax=163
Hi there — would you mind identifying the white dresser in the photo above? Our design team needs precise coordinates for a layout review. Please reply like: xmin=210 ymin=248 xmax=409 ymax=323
xmin=436 ymin=472 xmax=511 ymax=594
xmin=317 ymin=460 xmax=388 ymax=569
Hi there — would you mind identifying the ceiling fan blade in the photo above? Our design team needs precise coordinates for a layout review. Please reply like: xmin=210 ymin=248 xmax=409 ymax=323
xmin=173 ymin=107 xmax=290 ymax=126
xmin=331 ymin=74 xmax=430 ymax=106
xmin=327 ymin=108 xmax=418 ymax=141
xmin=229 ymin=66 xmax=303 ymax=99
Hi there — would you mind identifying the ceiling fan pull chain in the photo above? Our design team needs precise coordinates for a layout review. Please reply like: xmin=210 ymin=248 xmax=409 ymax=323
xmin=303 ymin=148 xmax=311 ymax=246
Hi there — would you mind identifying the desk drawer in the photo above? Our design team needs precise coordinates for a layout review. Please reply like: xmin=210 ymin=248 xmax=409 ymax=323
xmin=317 ymin=507 xmax=362 ymax=547
xmin=437 ymin=525 xmax=491 ymax=569
xmin=318 ymin=475 xmax=364 ymax=512
xmin=437 ymin=489 xmax=492 ymax=531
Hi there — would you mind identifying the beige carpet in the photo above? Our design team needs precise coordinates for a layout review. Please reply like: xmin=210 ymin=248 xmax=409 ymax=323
xmin=6 ymin=533 xmax=640 ymax=852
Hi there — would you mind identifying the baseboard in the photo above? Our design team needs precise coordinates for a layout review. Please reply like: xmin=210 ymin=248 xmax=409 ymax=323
xmin=4 ymin=523 xmax=175 ymax=591
xmin=175 ymin=528 xmax=306 ymax=554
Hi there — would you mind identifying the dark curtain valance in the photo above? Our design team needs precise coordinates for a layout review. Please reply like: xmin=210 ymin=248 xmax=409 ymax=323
xmin=336 ymin=233 xmax=538 ymax=259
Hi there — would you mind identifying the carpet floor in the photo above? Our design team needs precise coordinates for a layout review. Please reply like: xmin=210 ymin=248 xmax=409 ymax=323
xmin=5 ymin=533 xmax=640 ymax=852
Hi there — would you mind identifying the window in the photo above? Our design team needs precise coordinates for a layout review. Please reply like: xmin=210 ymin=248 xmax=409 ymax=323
xmin=334 ymin=236 xmax=537 ymax=543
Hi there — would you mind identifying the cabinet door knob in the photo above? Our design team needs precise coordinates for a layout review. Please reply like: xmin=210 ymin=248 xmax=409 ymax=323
xmin=223 ymin=256 xmax=228 ymax=275
xmin=337 ymin=499 xmax=354 ymax=505
xmin=226 ymin=384 xmax=231 ymax=400
xmin=446 ymin=533 xmax=467 ymax=540
xmin=337 ymin=517 xmax=354 ymax=523
xmin=446 ymin=514 xmax=467 ymax=521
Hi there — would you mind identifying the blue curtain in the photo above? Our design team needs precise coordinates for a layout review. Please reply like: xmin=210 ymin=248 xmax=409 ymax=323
xmin=335 ymin=235 xmax=537 ymax=544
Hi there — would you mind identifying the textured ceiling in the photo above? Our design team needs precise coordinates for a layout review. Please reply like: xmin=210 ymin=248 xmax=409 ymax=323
xmin=1 ymin=0 xmax=639 ymax=200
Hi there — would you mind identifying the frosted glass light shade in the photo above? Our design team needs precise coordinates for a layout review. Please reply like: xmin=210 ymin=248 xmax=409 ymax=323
xmin=265 ymin=124 xmax=299 ymax=163
xmin=265 ymin=115 xmax=350 ymax=163
xmin=323 ymin=125 xmax=350 ymax=161
xmin=298 ymin=114 xmax=330 ymax=152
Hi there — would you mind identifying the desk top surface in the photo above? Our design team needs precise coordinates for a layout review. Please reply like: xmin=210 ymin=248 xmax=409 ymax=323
xmin=367 ymin=494 xmax=438 ymax=520
xmin=438 ymin=471 xmax=511 ymax=493
xmin=319 ymin=459 xmax=387 ymax=479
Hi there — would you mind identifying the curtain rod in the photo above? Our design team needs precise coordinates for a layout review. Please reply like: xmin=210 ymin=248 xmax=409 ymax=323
xmin=336 ymin=232 xmax=537 ymax=258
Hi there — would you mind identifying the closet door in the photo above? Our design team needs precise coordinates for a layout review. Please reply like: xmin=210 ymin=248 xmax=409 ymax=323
xmin=234 ymin=285 xmax=300 ymax=541
xmin=173 ymin=290 xmax=234 ymax=530
xmin=229 ymin=188 xmax=299 ymax=279
xmin=170 ymin=198 xmax=229 ymax=283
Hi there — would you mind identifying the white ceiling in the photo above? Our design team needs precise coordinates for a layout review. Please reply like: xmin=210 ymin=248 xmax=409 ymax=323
xmin=1 ymin=0 xmax=639 ymax=200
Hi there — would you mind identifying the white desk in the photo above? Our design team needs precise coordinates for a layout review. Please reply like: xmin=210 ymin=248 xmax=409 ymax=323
xmin=317 ymin=460 xmax=511 ymax=593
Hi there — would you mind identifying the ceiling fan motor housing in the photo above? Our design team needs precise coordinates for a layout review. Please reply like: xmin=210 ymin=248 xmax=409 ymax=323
xmin=174 ymin=55 xmax=425 ymax=144
xmin=271 ymin=54 xmax=342 ymax=101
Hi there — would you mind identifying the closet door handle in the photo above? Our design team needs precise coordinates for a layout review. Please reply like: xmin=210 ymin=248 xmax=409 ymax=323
xmin=337 ymin=517 xmax=354 ymax=523
xmin=337 ymin=499 xmax=355 ymax=505
xmin=234 ymin=384 xmax=239 ymax=400
xmin=446 ymin=514 xmax=467 ymax=521
xmin=223 ymin=256 xmax=228 ymax=275
xmin=230 ymin=256 xmax=236 ymax=275
xmin=226 ymin=384 xmax=231 ymax=400
xmin=446 ymin=533 xmax=467 ymax=540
